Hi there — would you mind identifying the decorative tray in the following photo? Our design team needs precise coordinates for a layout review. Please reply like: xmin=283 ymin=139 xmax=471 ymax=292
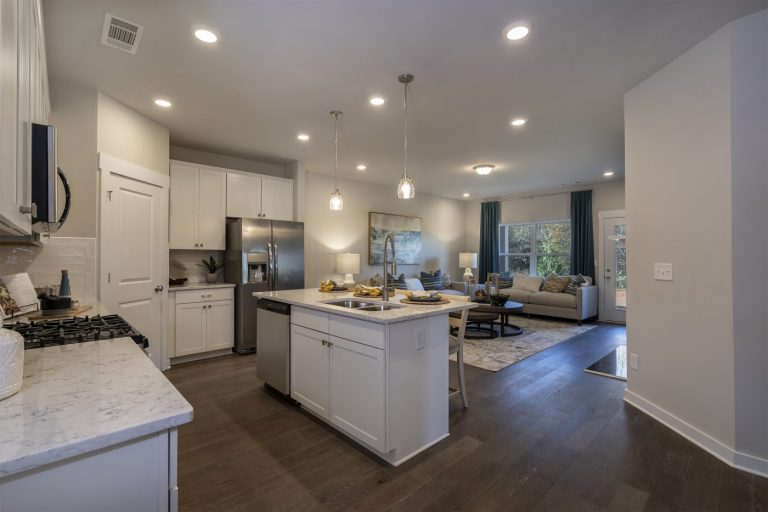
xmin=400 ymin=298 xmax=450 ymax=306
xmin=318 ymin=287 xmax=349 ymax=293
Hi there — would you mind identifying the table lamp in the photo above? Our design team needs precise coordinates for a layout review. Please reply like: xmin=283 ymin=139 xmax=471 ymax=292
xmin=337 ymin=253 xmax=361 ymax=288
xmin=459 ymin=252 xmax=478 ymax=283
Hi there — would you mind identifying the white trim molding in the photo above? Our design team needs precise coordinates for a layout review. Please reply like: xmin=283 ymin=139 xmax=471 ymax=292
xmin=624 ymin=390 xmax=768 ymax=478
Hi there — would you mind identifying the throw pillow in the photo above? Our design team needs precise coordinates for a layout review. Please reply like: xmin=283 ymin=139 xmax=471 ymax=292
xmin=542 ymin=275 xmax=571 ymax=293
xmin=565 ymin=274 xmax=587 ymax=295
xmin=387 ymin=273 xmax=407 ymax=290
xmin=404 ymin=277 xmax=425 ymax=291
xmin=512 ymin=275 xmax=544 ymax=293
xmin=496 ymin=272 xmax=514 ymax=290
xmin=442 ymin=273 xmax=452 ymax=289
xmin=420 ymin=269 xmax=443 ymax=291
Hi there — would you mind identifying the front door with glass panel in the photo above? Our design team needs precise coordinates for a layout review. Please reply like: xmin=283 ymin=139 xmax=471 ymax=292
xmin=600 ymin=215 xmax=626 ymax=323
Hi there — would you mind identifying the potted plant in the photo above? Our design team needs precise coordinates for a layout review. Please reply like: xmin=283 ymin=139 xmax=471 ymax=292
xmin=198 ymin=256 xmax=224 ymax=283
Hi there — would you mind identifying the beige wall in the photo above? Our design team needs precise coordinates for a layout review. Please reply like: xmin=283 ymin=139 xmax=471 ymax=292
xmin=464 ymin=180 xmax=625 ymax=269
xmin=304 ymin=172 xmax=466 ymax=287
xmin=169 ymin=146 xmax=286 ymax=178
xmin=624 ymin=8 xmax=767 ymax=470
xmin=97 ymin=93 xmax=169 ymax=175
xmin=48 ymin=78 xmax=98 ymax=238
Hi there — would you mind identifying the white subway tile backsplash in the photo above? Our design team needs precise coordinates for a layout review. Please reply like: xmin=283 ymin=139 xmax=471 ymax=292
xmin=0 ymin=237 xmax=97 ymax=300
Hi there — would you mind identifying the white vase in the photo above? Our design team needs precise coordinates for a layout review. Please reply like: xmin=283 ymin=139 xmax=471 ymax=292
xmin=206 ymin=273 xmax=218 ymax=283
xmin=0 ymin=328 xmax=24 ymax=401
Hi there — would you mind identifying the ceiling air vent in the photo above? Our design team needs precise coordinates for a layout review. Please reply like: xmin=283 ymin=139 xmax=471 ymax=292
xmin=101 ymin=13 xmax=143 ymax=54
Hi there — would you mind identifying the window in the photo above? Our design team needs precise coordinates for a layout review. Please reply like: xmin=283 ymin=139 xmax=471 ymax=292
xmin=499 ymin=221 xmax=571 ymax=276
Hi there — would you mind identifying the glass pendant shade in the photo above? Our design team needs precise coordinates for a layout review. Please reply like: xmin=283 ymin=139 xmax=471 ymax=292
xmin=329 ymin=189 xmax=343 ymax=210
xmin=397 ymin=176 xmax=415 ymax=199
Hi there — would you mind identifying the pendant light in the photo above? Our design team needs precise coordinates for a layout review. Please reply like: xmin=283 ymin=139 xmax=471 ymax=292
xmin=329 ymin=110 xmax=344 ymax=211
xmin=397 ymin=73 xmax=415 ymax=199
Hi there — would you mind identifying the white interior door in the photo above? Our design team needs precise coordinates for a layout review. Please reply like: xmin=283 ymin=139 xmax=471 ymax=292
xmin=599 ymin=211 xmax=627 ymax=323
xmin=100 ymin=154 xmax=169 ymax=369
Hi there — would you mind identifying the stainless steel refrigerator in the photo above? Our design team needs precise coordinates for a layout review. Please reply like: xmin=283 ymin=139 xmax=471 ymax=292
xmin=225 ymin=218 xmax=304 ymax=354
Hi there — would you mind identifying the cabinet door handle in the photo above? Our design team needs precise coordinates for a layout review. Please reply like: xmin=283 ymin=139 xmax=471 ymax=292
xmin=321 ymin=339 xmax=327 ymax=346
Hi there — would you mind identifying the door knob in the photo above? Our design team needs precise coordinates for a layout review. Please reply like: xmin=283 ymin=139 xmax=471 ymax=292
xmin=155 ymin=284 xmax=164 ymax=291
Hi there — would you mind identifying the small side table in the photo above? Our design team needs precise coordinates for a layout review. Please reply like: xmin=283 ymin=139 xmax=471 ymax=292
xmin=472 ymin=300 xmax=525 ymax=337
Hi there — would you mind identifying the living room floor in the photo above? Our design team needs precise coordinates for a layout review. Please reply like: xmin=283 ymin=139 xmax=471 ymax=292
xmin=166 ymin=324 xmax=767 ymax=512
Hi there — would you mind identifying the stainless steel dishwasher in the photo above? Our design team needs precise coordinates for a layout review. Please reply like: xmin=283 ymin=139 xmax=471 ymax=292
xmin=256 ymin=299 xmax=291 ymax=394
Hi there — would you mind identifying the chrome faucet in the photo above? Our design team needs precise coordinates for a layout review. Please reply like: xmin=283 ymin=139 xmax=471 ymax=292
xmin=382 ymin=233 xmax=397 ymax=301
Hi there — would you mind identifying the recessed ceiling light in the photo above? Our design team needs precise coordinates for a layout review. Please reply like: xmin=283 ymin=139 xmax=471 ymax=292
xmin=603 ymin=170 xmax=615 ymax=177
xmin=462 ymin=192 xmax=470 ymax=198
xmin=510 ymin=118 xmax=527 ymax=127
xmin=473 ymin=164 xmax=495 ymax=176
xmin=297 ymin=133 xmax=310 ymax=141
xmin=356 ymin=164 xmax=367 ymax=171
xmin=194 ymin=29 xmax=218 ymax=43
xmin=369 ymin=96 xmax=385 ymax=106
xmin=505 ymin=22 xmax=531 ymax=41
xmin=154 ymin=98 xmax=172 ymax=108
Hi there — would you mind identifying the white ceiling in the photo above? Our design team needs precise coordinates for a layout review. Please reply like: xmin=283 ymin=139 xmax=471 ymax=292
xmin=44 ymin=0 xmax=767 ymax=200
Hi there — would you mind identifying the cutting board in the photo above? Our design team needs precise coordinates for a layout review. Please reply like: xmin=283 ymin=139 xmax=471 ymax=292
xmin=26 ymin=305 xmax=93 ymax=320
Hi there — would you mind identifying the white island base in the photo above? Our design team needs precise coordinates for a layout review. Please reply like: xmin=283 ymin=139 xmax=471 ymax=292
xmin=256 ymin=290 xmax=476 ymax=466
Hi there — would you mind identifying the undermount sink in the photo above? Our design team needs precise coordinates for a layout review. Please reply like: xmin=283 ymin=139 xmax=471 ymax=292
xmin=324 ymin=299 xmax=376 ymax=309
xmin=323 ymin=299 xmax=404 ymax=312
xmin=357 ymin=304 xmax=400 ymax=312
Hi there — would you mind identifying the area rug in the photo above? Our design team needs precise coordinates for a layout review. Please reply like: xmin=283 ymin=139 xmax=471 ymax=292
xmin=450 ymin=317 xmax=596 ymax=372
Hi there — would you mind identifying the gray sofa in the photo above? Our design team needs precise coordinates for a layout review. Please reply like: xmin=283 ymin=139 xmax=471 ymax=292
xmin=496 ymin=276 xmax=598 ymax=324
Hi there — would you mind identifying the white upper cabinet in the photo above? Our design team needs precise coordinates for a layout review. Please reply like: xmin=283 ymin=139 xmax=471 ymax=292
xmin=0 ymin=0 xmax=48 ymax=235
xmin=260 ymin=177 xmax=293 ymax=221
xmin=169 ymin=162 xmax=226 ymax=250
xmin=226 ymin=171 xmax=293 ymax=221
xmin=226 ymin=173 xmax=261 ymax=219
xmin=197 ymin=169 xmax=226 ymax=249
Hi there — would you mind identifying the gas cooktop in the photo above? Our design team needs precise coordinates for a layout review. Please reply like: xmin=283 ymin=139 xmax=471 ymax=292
xmin=6 ymin=314 xmax=149 ymax=350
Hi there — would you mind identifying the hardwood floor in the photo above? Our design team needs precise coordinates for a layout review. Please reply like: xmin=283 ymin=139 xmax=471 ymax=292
xmin=166 ymin=324 xmax=766 ymax=511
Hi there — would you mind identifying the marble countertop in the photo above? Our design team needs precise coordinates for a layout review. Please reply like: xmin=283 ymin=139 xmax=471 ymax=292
xmin=0 ymin=338 xmax=193 ymax=478
xmin=169 ymin=282 xmax=236 ymax=292
xmin=253 ymin=289 xmax=477 ymax=324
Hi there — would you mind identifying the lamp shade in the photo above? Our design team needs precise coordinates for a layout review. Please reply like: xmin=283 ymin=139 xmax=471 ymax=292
xmin=336 ymin=253 xmax=361 ymax=275
xmin=459 ymin=252 xmax=478 ymax=268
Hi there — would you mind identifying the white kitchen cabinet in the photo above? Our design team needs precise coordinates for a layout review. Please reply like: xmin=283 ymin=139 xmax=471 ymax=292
xmin=226 ymin=172 xmax=262 ymax=219
xmin=170 ymin=287 xmax=234 ymax=359
xmin=260 ymin=177 xmax=293 ymax=221
xmin=226 ymin=171 xmax=293 ymax=221
xmin=169 ymin=162 xmax=226 ymax=250
xmin=205 ymin=299 xmax=235 ymax=351
xmin=329 ymin=335 xmax=386 ymax=453
xmin=290 ymin=324 xmax=330 ymax=420
xmin=174 ymin=302 xmax=207 ymax=357
xmin=0 ymin=0 xmax=48 ymax=236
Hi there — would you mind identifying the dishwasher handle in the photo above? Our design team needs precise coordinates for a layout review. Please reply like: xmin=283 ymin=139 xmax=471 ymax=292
xmin=257 ymin=299 xmax=290 ymax=315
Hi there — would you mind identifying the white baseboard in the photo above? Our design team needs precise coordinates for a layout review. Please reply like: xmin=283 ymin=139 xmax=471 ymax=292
xmin=623 ymin=389 xmax=768 ymax=478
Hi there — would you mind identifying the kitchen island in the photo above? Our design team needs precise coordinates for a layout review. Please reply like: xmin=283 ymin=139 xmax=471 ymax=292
xmin=0 ymin=338 xmax=193 ymax=512
xmin=253 ymin=288 xmax=476 ymax=466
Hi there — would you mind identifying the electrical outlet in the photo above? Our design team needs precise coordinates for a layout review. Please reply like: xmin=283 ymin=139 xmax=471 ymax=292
xmin=630 ymin=353 xmax=639 ymax=371
xmin=654 ymin=263 xmax=673 ymax=281
xmin=415 ymin=329 xmax=426 ymax=351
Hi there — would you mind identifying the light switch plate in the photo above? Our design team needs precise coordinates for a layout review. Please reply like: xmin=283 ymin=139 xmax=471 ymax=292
xmin=654 ymin=263 xmax=673 ymax=281
xmin=630 ymin=353 xmax=639 ymax=370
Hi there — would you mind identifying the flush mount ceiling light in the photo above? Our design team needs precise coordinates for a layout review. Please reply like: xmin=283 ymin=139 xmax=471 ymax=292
xmin=297 ymin=133 xmax=310 ymax=141
xmin=194 ymin=28 xmax=218 ymax=43
xmin=356 ymin=164 xmax=367 ymax=171
xmin=510 ymin=117 xmax=527 ymax=127
xmin=396 ymin=73 xmax=415 ymax=199
xmin=603 ymin=170 xmax=615 ymax=177
xmin=462 ymin=193 xmax=470 ymax=198
xmin=154 ymin=98 xmax=172 ymax=108
xmin=329 ymin=110 xmax=344 ymax=211
xmin=504 ymin=21 xmax=531 ymax=41
xmin=369 ymin=96 xmax=385 ymax=106
xmin=473 ymin=164 xmax=495 ymax=176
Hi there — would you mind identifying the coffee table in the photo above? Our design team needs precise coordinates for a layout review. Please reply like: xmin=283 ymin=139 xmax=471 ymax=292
xmin=449 ymin=300 xmax=524 ymax=339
